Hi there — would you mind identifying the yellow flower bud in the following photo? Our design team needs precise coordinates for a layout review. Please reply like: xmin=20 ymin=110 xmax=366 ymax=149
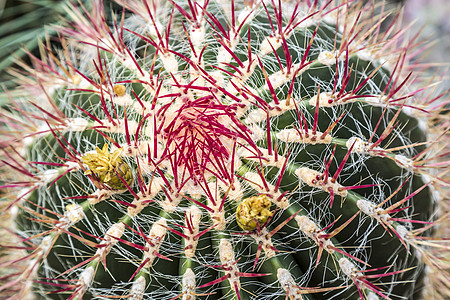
xmin=113 ymin=84 xmax=126 ymax=96
xmin=81 ymin=144 xmax=133 ymax=190
xmin=236 ymin=195 xmax=273 ymax=231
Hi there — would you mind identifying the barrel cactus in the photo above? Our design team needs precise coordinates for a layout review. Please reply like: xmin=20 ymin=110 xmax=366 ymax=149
xmin=1 ymin=0 xmax=448 ymax=299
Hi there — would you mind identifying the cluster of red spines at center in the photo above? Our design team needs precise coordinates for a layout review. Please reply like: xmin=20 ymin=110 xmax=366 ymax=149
xmin=157 ymin=85 xmax=254 ymax=187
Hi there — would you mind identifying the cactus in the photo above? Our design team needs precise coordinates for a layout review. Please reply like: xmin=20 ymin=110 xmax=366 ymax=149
xmin=0 ymin=0 xmax=449 ymax=299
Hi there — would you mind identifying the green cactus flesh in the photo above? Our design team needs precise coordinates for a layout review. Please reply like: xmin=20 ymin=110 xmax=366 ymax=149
xmin=1 ymin=1 xmax=448 ymax=299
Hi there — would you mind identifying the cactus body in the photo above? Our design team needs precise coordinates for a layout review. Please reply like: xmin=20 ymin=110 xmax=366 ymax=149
xmin=0 ymin=1 xmax=448 ymax=299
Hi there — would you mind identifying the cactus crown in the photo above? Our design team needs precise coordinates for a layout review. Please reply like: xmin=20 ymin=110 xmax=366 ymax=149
xmin=0 ymin=0 xmax=448 ymax=299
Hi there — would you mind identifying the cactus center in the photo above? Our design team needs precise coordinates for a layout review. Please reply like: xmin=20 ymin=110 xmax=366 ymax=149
xmin=158 ymin=90 xmax=248 ymax=184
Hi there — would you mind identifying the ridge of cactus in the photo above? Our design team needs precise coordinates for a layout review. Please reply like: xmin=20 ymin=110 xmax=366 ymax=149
xmin=0 ymin=0 xmax=449 ymax=299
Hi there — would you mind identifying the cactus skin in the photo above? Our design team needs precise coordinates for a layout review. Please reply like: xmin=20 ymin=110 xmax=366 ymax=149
xmin=0 ymin=0 xmax=449 ymax=299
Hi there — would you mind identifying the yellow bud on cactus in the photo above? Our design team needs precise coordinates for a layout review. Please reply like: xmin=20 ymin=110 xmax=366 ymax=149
xmin=113 ymin=84 xmax=126 ymax=96
xmin=236 ymin=195 xmax=273 ymax=231
xmin=81 ymin=144 xmax=133 ymax=190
